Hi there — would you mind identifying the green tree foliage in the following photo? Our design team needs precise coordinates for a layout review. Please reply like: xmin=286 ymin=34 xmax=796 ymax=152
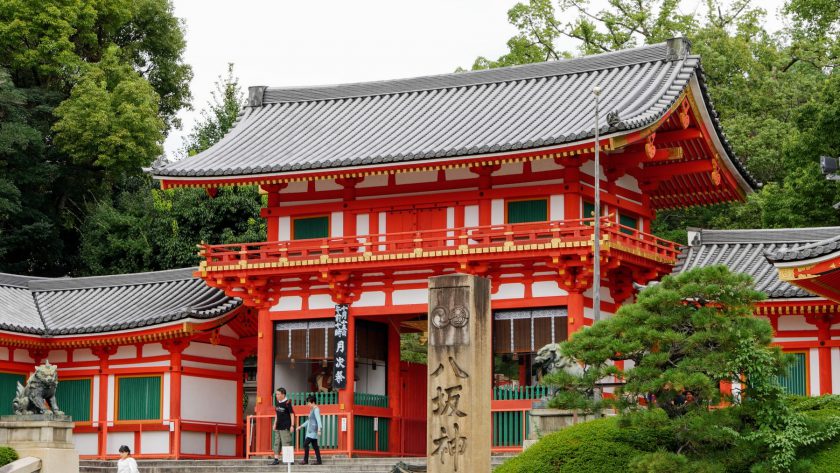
xmin=79 ymin=65 xmax=265 ymax=275
xmin=0 ymin=0 xmax=191 ymax=275
xmin=545 ymin=266 xmax=840 ymax=471
xmin=470 ymin=0 xmax=840 ymax=239
xmin=400 ymin=332 xmax=428 ymax=364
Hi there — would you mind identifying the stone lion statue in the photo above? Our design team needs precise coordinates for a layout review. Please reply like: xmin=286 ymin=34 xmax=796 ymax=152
xmin=12 ymin=360 xmax=64 ymax=416
xmin=532 ymin=343 xmax=584 ymax=382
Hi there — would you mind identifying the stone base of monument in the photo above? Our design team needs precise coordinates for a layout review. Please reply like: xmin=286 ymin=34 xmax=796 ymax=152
xmin=0 ymin=415 xmax=78 ymax=473
xmin=525 ymin=408 xmax=596 ymax=446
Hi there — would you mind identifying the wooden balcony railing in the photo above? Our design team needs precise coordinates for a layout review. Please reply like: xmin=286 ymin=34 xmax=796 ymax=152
xmin=198 ymin=218 xmax=682 ymax=272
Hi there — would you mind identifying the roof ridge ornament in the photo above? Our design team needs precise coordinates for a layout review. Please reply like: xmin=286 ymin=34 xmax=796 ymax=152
xmin=665 ymin=37 xmax=691 ymax=62
xmin=248 ymin=86 xmax=267 ymax=107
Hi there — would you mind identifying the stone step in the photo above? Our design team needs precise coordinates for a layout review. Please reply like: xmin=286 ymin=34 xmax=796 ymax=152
xmin=79 ymin=457 xmax=512 ymax=473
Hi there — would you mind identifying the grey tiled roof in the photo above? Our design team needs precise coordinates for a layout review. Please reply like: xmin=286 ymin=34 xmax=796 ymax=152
xmin=765 ymin=234 xmax=840 ymax=263
xmin=154 ymin=38 xmax=754 ymax=190
xmin=673 ymin=227 xmax=840 ymax=298
xmin=0 ymin=268 xmax=240 ymax=336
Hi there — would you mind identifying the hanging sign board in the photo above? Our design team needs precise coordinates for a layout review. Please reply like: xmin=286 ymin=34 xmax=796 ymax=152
xmin=333 ymin=304 xmax=349 ymax=389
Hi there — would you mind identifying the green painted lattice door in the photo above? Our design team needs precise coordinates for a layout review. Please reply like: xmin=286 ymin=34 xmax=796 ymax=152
xmin=293 ymin=216 xmax=329 ymax=240
xmin=0 ymin=373 xmax=25 ymax=415
xmin=118 ymin=376 xmax=161 ymax=420
xmin=56 ymin=378 xmax=92 ymax=422
xmin=777 ymin=353 xmax=807 ymax=396
xmin=507 ymin=200 xmax=547 ymax=224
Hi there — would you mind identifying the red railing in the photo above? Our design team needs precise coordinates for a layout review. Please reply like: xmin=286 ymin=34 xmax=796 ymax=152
xmin=199 ymin=218 xmax=681 ymax=270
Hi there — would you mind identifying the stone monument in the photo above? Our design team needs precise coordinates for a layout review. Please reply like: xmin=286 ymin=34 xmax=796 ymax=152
xmin=0 ymin=361 xmax=79 ymax=473
xmin=427 ymin=274 xmax=491 ymax=473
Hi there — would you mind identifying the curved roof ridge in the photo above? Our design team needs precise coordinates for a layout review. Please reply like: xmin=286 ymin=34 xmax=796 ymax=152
xmin=698 ymin=227 xmax=840 ymax=245
xmin=766 ymin=233 xmax=840 ymax=263
xmin=0 ymin=273 xmax=49 ymax=288
xmin=259 ymin=42 xmax=675 ymax=104
xmin=28 ymin=267 xmax=198 ymax=292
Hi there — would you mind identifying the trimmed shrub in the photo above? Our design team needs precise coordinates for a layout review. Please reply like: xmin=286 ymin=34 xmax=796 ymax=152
xmin=628 ymin=451 xmax=688 ymax=472
xmin=804 ymin=439 xmax=840 ymax=473
xmin=495 ymin=417 xmax=652 ymax=473
xmin=0 ymin=446 xmax=18 ymax=467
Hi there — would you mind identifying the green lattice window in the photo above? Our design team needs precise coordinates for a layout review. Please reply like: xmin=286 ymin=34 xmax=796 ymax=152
xmin=583 ymin=201 xmax=596 ymax=219
xmin=117 ymin=376 xmax=161 ymax=421
xmin=777 ymin=352 xmax=807 ymax=396
xmin=293 ymin=216 xmax=329 ymax=240
xmin=0 ymin=373 xmax=25 ymax=415
xmin=56 ymin=378 xmax=91 ymax=422
xmin=619 ymin=213 xmax=638 ymax=235
xmin=507 ymin=200 xmax=547 ymax=224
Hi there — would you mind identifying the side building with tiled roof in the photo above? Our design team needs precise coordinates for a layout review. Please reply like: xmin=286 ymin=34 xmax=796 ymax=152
xmin=0 ymin=268 xmax=254 ymax=459
xmin=674 ymin=227 xmax=840 ymax=397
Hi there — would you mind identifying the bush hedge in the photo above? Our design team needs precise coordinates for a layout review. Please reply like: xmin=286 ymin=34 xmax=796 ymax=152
xmin=495 ymin=417 xmax=653 ymax=473
xmin=0 ymin=446 xmax=18 ymax=467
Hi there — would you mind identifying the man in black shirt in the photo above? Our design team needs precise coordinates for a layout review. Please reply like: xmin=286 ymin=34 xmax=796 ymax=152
xmin=270 ymin=387 xmax=295 ymax=465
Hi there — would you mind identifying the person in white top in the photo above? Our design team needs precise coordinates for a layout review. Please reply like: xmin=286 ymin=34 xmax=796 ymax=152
xmin=117 ymin=445 xmax=139 ymax=473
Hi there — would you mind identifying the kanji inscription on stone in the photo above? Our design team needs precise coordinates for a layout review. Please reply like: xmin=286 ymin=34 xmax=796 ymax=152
xmin=427 ymin=274 xmax=490 ymax=473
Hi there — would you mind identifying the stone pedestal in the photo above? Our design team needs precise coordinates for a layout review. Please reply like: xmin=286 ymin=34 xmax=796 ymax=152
xmin=427 ymin=274 xmax=491 ymax=473
xmin=523 ymin=408 xmax=596 ymax=448
xmin=0 ymin=415 xmax=78 ymax=473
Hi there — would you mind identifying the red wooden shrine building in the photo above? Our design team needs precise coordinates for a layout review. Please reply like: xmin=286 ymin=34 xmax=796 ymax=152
xmin=150 ymin=37 xmax=756 ymax=456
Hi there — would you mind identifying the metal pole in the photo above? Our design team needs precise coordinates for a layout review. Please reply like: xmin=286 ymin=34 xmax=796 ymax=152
xmin=593 ymin=86 xmax=602 ymax=324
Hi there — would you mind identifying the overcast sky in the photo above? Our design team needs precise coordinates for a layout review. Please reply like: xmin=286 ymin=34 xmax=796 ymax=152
xmin=165 ymin=0 xmax=788 ymax=157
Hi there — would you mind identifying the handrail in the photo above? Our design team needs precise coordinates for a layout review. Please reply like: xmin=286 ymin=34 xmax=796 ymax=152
xmin=199 ymin=218 xmax=681 ymax=268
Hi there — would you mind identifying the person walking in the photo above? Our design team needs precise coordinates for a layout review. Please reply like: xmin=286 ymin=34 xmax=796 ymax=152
xmin=270 ymin=387 xmax=295 ymax=466
xmin=117 ymin=445 xmax=139 ymax=473
xmin=295 ymin=395 xmax=323 ymax=465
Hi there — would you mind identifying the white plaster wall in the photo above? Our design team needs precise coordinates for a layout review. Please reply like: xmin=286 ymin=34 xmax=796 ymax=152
xmin=777 ymin=315 xmax=808 ymax=331
xmin=46 ymin=350 xmax=67 ymax=363
xmin=73 ymin=432 xmax=98 ymax=455
xmin=356 ymin=358 xmax=386 ymax=395
xmin=358 ymin=174 xmax=388 ymax=188
xmin=217 ymin=434 xmax=237 ymax=456
xmin=532 ymin=281 xmax=568 ymax=297
xmin=279 ymin=216 xmax=291 ymax=241
xmin=141 ymin=431 xmax=170 ymax=454
xmin=773 ymin=337 xmax=817 ymax=343
xmin=354 ymin=291 xmax=386 ymax=307
xmin=107 ymin=375 xmax=115 ymax=422
xmin=810 ymin=348 xmax=820 ymax=396
xmin=392 ymin=289 xmax=427 ymax=305
xmin=315 ymin=179 xmax=342 ymax=191
xmin=833 ymin=348 xmax=840 ymax=394
xmin=580 ymin=160 xmax=606 ymax=180
xmin=73 ymin=348 xmax=97 ymax=362
xmin=616 ymin=174 xmax=641 ymax=194
xmin=445 ymin=167 xmax=474 ymax=180
xmin=107 ymin=432 xmax=134 ymax=454
xmin=14 ymin=349 xmax=33 ymax=363
xmin=280 ymin=181 xmax=307 ymax=193
xmin=531 ymin=158 xmax=563 ymax=172
xmin=309 ymin=294 xmax=335 ymax=310
xmin=493 ymin=283 xmax=525 ymax=300
xmin=110 ymin=345 xmax=136 ymax=360
xmin=491 ymin=199 xmax=504 ymax=225
xmin=464 ymin=205 xmax=479 ymax=228
xmin=143 ymin=343 xmax=168 ymax=358
xmin=0 ymin=347 xmax=7 ymax=360
xmin=584 ymin=308 xmax=614 ymax=320
xmin=396 ymin=170 xmax=437 ymax=184
xmin=272 ymin=296 xmax=303 ymax=312
xmin=331 ymin=211 xmax=343 ymax=237
xmin=357 ymin=213 xmax=370 ymax=236
xmin=163 ymin=372 xmax=171 ymax=421
xmin=495 ymin=162 xmax=523 ymax=176
xmin=549 ymin=195 xmax=564 ymax=220
xmin=219 ymin=325 xmax=239 ymax=339
xmin=181 ymin=376 xmax=237 ymax=424
xmin=180 ymin=431 xmax=206 ymax=455
xmin=112 ymin=361 xmax=172 ymax=369
xmin=92 ymin=376 xmax=100 ymax=423
xmin=584 ymin=285 xmax=615 ymax=304
xmin=184 ymin=342 xmax=234 ymax=361
xmin=378 ymin=212 xmax=387 ymax=234
xmin=182 ymin=360 xmax=236 ymax=372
